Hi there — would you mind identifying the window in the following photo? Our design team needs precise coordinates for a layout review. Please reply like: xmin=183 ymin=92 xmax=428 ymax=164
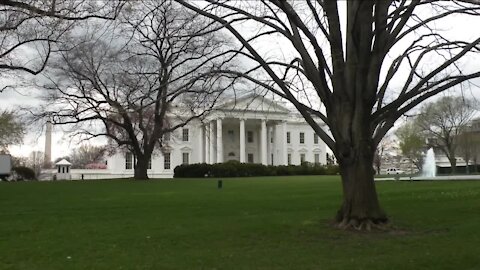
xmin=66 ymin=167 xmax=69 ymax=173
xmin=164 ymin=153 xmax=171 ymax=169
xmin=247 ymin=153 xmax=254 ymax=163
xmin=271 ymin=154 xmax=274 ymax=165
xmin=148 ymin=158 xmax=152 ymax=169
xmin=300 ymin=153 xmax=306 ymax=163
xmin=228 ymin=130 xmax=234 ymax=142
xmin=287 ymin=132 xmax=291 ymax=143
xmin=182 ymin=128 xmax=189 ymax=142
xmin=314 ymin=154 xmax=320 ymax=164
xmin=182 ymin=152 xmax=189 ymax=165
xmin=58 ymin=166 xmax=61 ymax=173
xmin=299 ymin=132 xmax=305 ymax=144
xmin=126 ymin=152 xmax=133 ymax=170
xmin=287 ymin=154 xmax=291 ymax=165
xmin=270 ymin=132 xmax=274 ymax=143
xmin=314 ymin=134 xmax=319 ymax=144
xmin=247 ymin=131 xmax=254 ymax=143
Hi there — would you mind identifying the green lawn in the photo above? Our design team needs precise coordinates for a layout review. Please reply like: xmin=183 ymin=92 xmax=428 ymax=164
xmin=1 ymin=176 xmax=480 ymax=270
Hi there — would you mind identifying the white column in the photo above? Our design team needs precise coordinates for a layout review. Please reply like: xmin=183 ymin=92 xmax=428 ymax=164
xmin=271 ymin=124 xmax=276 ymax=165
xmin=261 ymin=119 xmax=268 ymax=165
xmin=216 ymin=118 xmax=223 ymax=163
xmin=268 ymin=125 xmax=274 ymax=165
xmin=209 ymin=121 xmax=215 ymax=163
xmin=240 ymin=119 xmax=246 ymax=163
xmin=282 ymin=121 xmax=288 ymax=165
xmin=266 ymin=125 xmax=270 ymax=165
xmin=205 ymin=124 xmax=210 ymax=164
xmin=198 ymin=125 xmax=204 ymax=163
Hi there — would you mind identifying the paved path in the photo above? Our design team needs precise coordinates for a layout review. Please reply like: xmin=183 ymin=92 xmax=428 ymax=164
xmin=375 ymin=175 xmax=480 ymax=181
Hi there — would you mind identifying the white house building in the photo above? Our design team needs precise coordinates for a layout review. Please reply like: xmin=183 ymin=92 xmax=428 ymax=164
xmin=105 ymin=94 xmax=328 ymax=178
xmin=40 ymin=94 xmax=328 ymax=180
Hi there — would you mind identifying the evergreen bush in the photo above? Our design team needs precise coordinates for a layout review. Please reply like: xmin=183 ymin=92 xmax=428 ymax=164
xmin=174 ymin=162 xmax=340 ymax=178
xmin=12 ymin=166 xmax=36 ymax=181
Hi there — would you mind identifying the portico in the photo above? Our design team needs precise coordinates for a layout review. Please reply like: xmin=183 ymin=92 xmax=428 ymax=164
xmin=200 ymin=117 xmax=288 ymax=165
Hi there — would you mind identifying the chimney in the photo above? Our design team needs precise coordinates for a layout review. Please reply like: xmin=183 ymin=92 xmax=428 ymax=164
xmin=44 ymin=120 xmax=52 ymax=168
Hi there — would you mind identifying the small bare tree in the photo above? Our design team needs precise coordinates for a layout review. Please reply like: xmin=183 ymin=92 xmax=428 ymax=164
xmin=27 ymin=150 xmax=44 ymax=178
xmin=416 ymin=96 xmax=476 ymax=174
xmin=37 ymin=0 xmax=232 ymax=179
xmin=373 ymin=134 xmax=397 ymax=175
xmin=456 ymin=123 xmax=480 ymax=173
xmin=69 ymin=145 xmax=106 ymax=169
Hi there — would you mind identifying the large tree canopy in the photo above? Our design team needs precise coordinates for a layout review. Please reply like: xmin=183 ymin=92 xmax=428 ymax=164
xmin=0 ymin=0 xmax=124 ymax=82
xmin=36 ymin=0 xmax=232 ymax=179
xmin=178 ymin=0 xmax=480 ymax=229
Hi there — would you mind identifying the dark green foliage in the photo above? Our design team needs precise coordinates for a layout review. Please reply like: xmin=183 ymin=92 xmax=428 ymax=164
xmin=12 ymin=166 xmax=36 ymax=180
xmin=174 ymin=160 xmax=340 ymax=178
xmin=173 ymin=163 xmax=212 ymax=178
xmin=0 ymin=110 xmax=25 ymax=151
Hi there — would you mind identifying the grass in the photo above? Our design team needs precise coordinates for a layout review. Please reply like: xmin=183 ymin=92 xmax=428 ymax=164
xmin=1 ymin=176 xmax=480 ymax=269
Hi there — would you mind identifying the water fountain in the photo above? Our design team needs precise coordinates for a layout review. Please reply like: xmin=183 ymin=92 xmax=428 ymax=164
xmin=422 ymin=148 xmax=436 ymax=177
xmin=376 ymin=147 xmax=480 ymax=181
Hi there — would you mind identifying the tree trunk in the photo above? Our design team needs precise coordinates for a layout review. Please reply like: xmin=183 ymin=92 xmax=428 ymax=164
xmin=449 ymin=156 xmax=457 ymax=174
xmin=335 ymin=144 xmax=388 ymax=230
xmin=134 ymin=155 xmax=149 ymax=180
xmin=474 ymin=158 xmax=478 ymax=173
xmin=466 ymin=158 xmax=470 ymax=174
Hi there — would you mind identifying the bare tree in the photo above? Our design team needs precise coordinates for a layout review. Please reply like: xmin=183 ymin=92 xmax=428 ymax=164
xmin=373 ymin=134 xmax=397 ymax=175
xmin=456 ymin=128 xmax=480 ymax=174
xmin=27 ymin=150 xmax=44 ymax=178
xmin=69 ymin=145 xmax=106 ymax=169
xmin=178 ymin=0 xmax=480 ymax=229
xmin=37 ymin=0 xmax=232 ymax=179
xmin=0 ymin=0 xmax=124 ymax=84
xmin=416 ymin=96 xmax=476 ymax=174
xmin=455 ymin=118 xmax=480 ymax=173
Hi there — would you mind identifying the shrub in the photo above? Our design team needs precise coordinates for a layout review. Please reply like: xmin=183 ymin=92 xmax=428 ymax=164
xmin=174 ymin=162 xmax=340 ymax=178
xmin=12 ymin=166 xmax=36 ymax=181
xmin=174 ymin=163 xmax=212 ymax=178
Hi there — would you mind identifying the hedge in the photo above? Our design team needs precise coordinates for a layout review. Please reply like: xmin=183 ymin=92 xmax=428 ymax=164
xmin=174 ymin=160 xmax=340 ymax=178
xmin=12 ymin=166 xmax=36 ymax=181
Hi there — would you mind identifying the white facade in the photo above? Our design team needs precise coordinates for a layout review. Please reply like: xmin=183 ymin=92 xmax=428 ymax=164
xmin=106 ymin=94 xmax=328 ymax=178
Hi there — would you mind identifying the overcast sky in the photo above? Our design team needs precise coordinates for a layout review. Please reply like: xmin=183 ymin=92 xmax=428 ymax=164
xmin=2 ymin=1 xmax=480 ymax=160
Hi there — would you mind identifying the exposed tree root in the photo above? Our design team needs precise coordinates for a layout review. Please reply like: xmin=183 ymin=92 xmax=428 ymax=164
xmin=335 ymin=217 xmax=390 ymax=232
